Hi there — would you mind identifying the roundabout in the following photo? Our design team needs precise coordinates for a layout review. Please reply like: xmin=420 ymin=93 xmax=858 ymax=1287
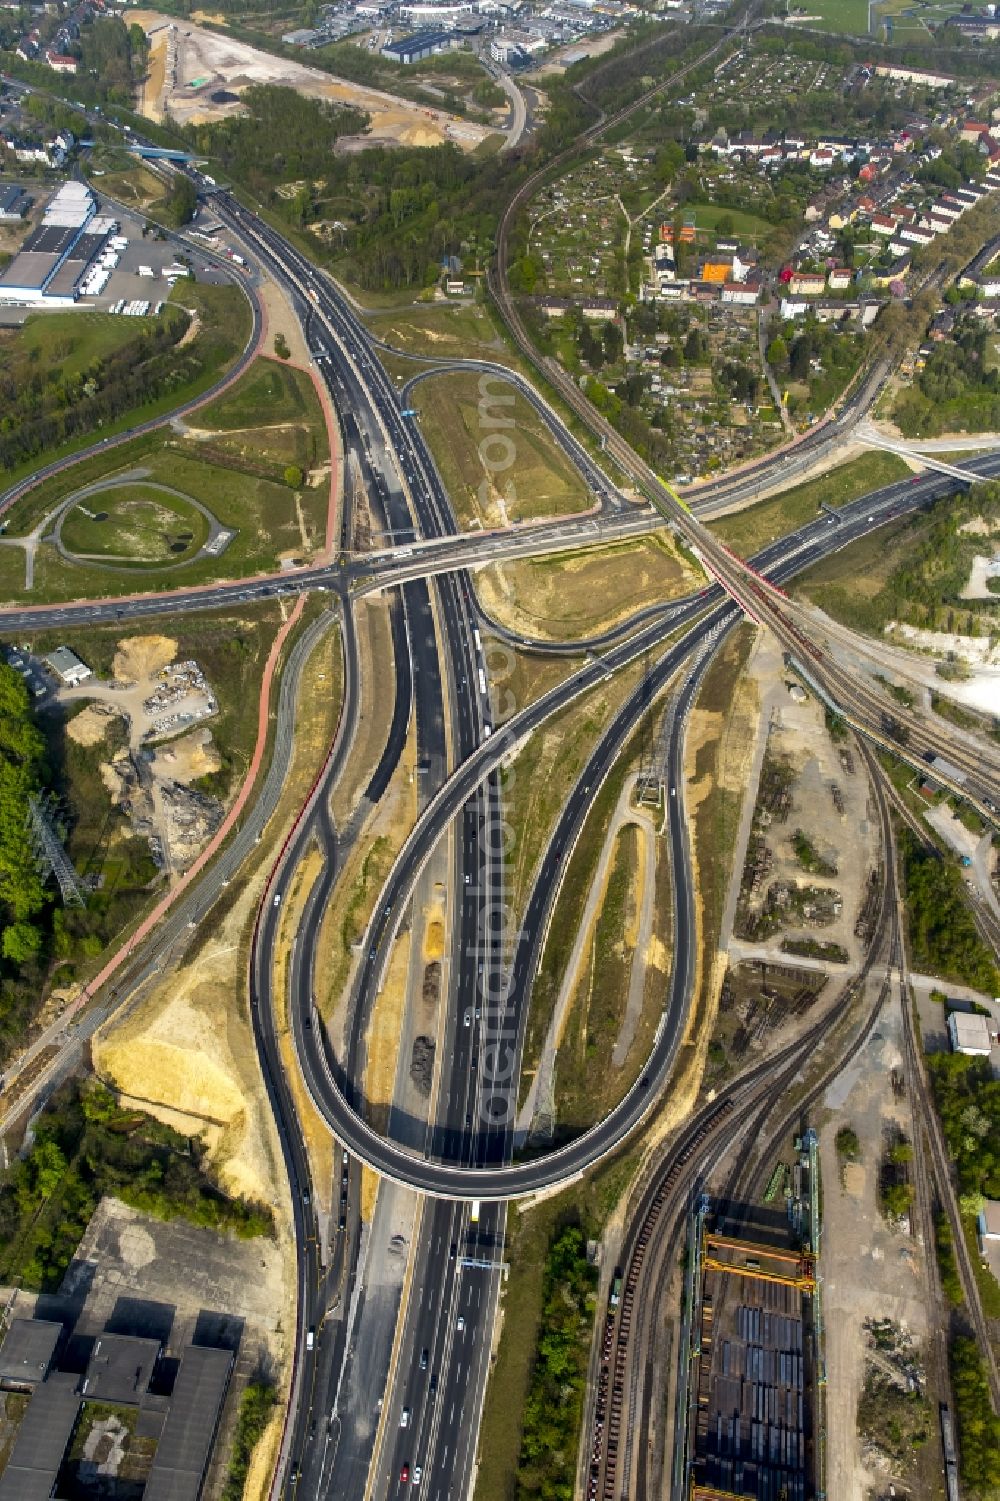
xmin=49 ymin=469 xmax=235 ymax=572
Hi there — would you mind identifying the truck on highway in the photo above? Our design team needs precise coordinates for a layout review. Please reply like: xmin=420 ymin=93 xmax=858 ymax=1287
xmin=470 ymin=1200 xmax=480 ymax=1225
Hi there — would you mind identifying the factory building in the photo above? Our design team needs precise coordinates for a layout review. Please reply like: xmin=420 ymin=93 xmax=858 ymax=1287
xmin=0 ymin=1320 xmax=233 ymax=1501
xmin=381 ymin=28 xmax=456 ymax=62
xmin=0 ymin=183 xmax=116 ymax=306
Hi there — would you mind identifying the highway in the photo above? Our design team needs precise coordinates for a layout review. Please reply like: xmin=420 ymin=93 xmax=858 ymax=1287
xmin=280 ymin=456 xmax=983 ymax=1200
xmin=215 ymin=195 xmax=514 ymax=1501
xmin=0 ymin=112 xmax=996 ymax=1501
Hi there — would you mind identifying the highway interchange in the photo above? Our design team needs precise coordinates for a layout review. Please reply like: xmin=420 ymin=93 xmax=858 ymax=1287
xmin=0 ymin=77 xmax=998 ymax=1501
xmin=152 ymin=190 xmax=1000 ymax=1499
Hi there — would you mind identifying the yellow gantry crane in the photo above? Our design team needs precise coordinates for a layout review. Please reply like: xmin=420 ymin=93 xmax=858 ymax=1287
xmin=701 ymin=1231 xmax=816 ymax=1292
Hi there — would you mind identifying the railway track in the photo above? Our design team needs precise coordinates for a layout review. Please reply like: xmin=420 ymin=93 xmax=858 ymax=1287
xmin=584 ymin=734 xmax=902 ymax=1501
xmin=595 ymin=741 xmax=998 ymax=1501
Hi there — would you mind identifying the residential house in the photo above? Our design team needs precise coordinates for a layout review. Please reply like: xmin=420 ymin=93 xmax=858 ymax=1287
xmin=720 ymin=281 xmax=759 ymax=305
xmin=788 ymin=270 xmax=826 ymax=295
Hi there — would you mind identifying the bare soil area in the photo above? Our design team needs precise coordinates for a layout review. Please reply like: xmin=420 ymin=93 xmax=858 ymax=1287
xmin=257 ymin=274 xmax=312 ymax=367
xmin=475 ymin=536 xmax=700 ymax=644
xmin=819 ymin=989 xmax=934 ymax=1501
xmin=131 ymin=11 xmax=491 ymax=150
xmin=728 ymin=641 xmax=878 ymax=966
xmin=62 ymin=634 xmax=222 ymax=876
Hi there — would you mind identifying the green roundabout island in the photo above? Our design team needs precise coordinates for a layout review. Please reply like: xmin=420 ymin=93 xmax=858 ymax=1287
xmin=52 ymin=474 xmax=232 ymax=572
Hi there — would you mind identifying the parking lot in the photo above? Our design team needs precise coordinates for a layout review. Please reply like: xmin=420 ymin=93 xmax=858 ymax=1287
xmin=1 ymin=643 xmax=58 ymax=705
xmin=0 ymin=195 xmax=242 ymax=327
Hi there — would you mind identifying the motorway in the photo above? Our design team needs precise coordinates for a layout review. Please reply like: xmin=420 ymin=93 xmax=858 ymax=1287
xmin=196 ymin=229 xmax=992 ymax=1205
xmin=1 ymin=95 xmax=997 ymax=1501
xmin=214 ymin=193 xmax=515 ymax=1501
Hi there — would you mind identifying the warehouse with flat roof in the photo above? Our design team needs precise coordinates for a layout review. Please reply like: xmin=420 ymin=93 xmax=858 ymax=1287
xmin=382 ymin=28 xmax=456 ymax=62
xmin=0 ymin=182 xmax=115 ymax=305
xmin=143 ymin=1345 xmax=235 ymax=1501
xmin=0 ymin=1320 xmax=61 ymax=1390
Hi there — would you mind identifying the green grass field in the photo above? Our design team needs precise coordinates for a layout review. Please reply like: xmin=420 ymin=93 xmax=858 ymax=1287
xmin=414 ymin=371 xmax=591 ymax=526
xmin=193 ymin=356 xmax=330 ymax=473
xmin=797 ymin=0 xmax=871 ymax=33
xmin=196 ymin=357 xmax=321 ymax=434
xmin=59 ymin=485 xmax=208 ymax=566
xmin=5 ymin=310 xmax=169 ymax=381
xmin=688 ymin=203 xmax=777 ymax=241
xmin=709 ymin=452 xmax=911 ymax=557
xmin=368 ymin=301 xmax=508 ymax=361
xmin=0 ymin=427 xmax=328 ymax=603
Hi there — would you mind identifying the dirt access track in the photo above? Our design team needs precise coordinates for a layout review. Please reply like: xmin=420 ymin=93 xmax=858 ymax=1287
xmin=133 ymin=11 xmax=493 ymax=150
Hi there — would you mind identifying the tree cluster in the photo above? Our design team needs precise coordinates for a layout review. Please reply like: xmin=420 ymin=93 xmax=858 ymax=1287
xmin=189 ymin=83 xmax=366 ymax=196
xmin=0 ymin=1080 xmax=272 ymax=1292
xmin=949 ymin=1336 xmax=1000 ymax=1497
xmin=926 ymin=1051 xmax=1000 ymax=1203
xmin=896 ymin=319 xmax=1000 ymax=438
xmin=222 ymin=1382 xmax=277 ymax=1501
xmin=0 ymin=17 xmax=145 ymax=108
xmin=0 ymin=665 xmax=46 ymax=964
xmin=516 ymin=1224 xmax=597 ymax=1500
xmin=0 ymin=315 xmax=192 ymax=472
xmin=902 ymin=831 xmax=1000 ymax=995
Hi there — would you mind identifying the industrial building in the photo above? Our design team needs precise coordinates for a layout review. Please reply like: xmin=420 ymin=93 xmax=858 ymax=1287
xmin=0 ymin=1318 xmax=234 ymax=1501
xmin=678 ymin=1146 xmax=822 ymax=1501
xmin=0 ymin=184 xmax=28 ymax=223
xmin=0 ymin=1319 xmax=61 ymax=1390
xmin=0 ymin=183 xmax=117 ymax=306
xmin=382 ymin=28 xmax=456 ymax=62
xmin=947 ymin=1009 xmax=994 ymax=1056
xmin=43 ymin=646 xmax=93 ymax=686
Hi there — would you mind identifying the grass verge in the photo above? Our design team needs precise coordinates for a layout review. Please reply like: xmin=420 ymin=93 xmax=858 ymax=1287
xmin=413 ymin=370 xmax=592 ymax=527
xmin=476 ymin=533 xmax=699 ymax=643
xmin=708 ymin=452 xmax=911 ymax=556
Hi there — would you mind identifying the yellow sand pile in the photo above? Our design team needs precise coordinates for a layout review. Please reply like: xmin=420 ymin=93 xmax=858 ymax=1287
xmin=113 ymin=634 xmax=177 ymax=685
xmin=67 ymin=704 xmax=119 ymax=747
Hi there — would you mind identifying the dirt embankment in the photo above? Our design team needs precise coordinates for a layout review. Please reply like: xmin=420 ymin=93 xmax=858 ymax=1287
xmin=94 ymin=870 xmax=283 ymax=1209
